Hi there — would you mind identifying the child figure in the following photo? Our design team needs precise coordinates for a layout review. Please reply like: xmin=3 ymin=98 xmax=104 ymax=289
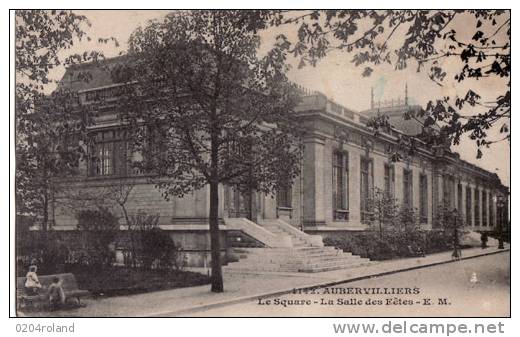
xmin=24 ymin=265 xmax=42 ymax=295
xmin=47 ymin=277 xmax=66 ymax=310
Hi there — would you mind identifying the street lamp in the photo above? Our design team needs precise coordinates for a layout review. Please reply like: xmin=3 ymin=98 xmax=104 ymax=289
xmin=494 ymin=195 xmax=505 ymax=250
xmin=452 ymin=208 xmax=461 ymax=259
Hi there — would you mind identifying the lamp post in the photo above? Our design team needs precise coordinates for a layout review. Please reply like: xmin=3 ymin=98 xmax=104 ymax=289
xmin=495 ymin=195 xmax=505 ymax=250
xmin=452 ymin=208 xmax=461 ymax=259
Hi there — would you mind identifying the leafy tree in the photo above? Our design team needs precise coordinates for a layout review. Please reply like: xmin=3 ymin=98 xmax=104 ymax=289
xmin=368 ymin=187 xmax=399 ymax=238
xmin=252 ymin=10 xmax=510 ymax=159
xmin=433 ymin=204 xmax=465 ymax=230
xmin=433 ymin=204 xmax=465 ymax=252
xmin=368 ymin=187 xmax=421 ymax=234
xmin=116 ymin=11 xmax=302 ymax=292
xmin=15 ymin=10 xmax=112 ymax=229
xmin=396 ymin=205 xmax=421 ymax=233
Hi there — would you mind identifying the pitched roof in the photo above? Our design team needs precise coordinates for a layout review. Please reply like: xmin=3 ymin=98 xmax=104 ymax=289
xmin=360 ymin=104 xmax=428 ymax=136
xmin=57 ymin=55 xmax=134 ymax=92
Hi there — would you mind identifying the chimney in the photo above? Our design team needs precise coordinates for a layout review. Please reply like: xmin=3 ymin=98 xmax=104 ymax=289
xmin=405 ymin=83 xmax=409 ymax=106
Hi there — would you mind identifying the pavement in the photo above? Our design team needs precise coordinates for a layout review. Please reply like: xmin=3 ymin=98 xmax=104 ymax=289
xmin=189 ymin=252 xmax=510 ymax=317
xmin=19 ymin=244 xmax=510 ymax=317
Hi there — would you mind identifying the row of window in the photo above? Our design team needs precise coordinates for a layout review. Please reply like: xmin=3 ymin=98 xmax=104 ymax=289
xmin=465 ymin=186 xmax=495 ymax=227
xmin=88 ymin=133 xmax=497 ymax=227
xmin=305 ymin=150 xmax=494 ymax=226
xmin=331 ymin=151 xmax=427 ymax=223
xmin=303 ymin=150 xmax=429 ymax=223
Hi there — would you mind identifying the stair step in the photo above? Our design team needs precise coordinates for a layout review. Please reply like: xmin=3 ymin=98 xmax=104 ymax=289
xmin=296 ymin=258 xmax=370 ymax=268
xmin=237 ymin=256 xmax=356 ymax=266
xmin=225 ymin=267 xmax=300 ymax=273
xmin=294 ymin=256 xmax=363 ymax=264
xmin=228 ymin=220 xmax=371 ymax=273
xmin=299 ymin=262 xmax=374 ymax=273
xmin=225 ymin=261 xmax=373 ymax=273
xmin=237 ymin=250 xmax=345 ymax=259
xmin=227 ymin=256 xmax=371 ymax=269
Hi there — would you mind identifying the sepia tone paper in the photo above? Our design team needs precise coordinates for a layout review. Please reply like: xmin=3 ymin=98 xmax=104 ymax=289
xmin=14 ymin=9 xmax=510 ymax=318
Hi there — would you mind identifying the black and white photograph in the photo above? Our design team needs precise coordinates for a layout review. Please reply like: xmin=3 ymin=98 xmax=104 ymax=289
xmin=11 ymin=8 xmax=510 ymax=320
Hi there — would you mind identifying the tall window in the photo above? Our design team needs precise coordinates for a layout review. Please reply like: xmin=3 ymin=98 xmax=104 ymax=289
xmin=403 ymin=169 xmax=413 ymax=209
xmin=457 ymin=183 xmax=463 ymax=213
xmin=384 ymin=164 xmax=395 ymax=198
xmin=419 ymin=174 xmax=428 ymax=223
xmin=443 ymin=176 xmax=455 ymax=208
xmin=333 ymin=151 xmax=349 ymax=220
xmin=482 ymin=192 xmax=488 ymax=227
xmin=489 ymin=192 xmax=494 ymax=227
xmin=474 ymin=188 xmax=481 ymax=226
xmin=89 ymin=129 xmax=127 ymax=176
xmin=277 ymin=185 xmax=292 ymax=208
xmin=360 ymin=156 xmax=373 ymax=222
xmin=466 ymin=186 xmax=472 ymax=226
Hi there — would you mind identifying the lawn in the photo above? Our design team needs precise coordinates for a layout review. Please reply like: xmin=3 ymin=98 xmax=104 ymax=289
xmin=65 ymin=265 xmax=211 ymax=297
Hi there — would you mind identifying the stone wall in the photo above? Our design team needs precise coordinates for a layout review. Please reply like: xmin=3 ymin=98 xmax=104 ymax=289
xmin=52 ymin=178 xmax=208 ymax=229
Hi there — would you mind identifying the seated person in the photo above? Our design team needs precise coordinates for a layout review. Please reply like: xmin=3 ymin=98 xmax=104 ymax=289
xmin=24 ymin=265 xmax=42 ymax=295
xmin=48 ymin=277 xmax=66 ymax=309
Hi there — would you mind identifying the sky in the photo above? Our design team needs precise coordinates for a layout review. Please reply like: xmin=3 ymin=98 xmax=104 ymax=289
xmin=44 ymin=10 xmax=510 ymax=187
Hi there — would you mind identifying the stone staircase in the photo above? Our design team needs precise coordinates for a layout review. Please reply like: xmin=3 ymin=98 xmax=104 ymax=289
xmin=224 ymin=219 xmax=373 ymax=273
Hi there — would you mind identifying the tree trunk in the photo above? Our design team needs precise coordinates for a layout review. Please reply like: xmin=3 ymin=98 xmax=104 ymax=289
xmin=42 ymin=191 xmax=49 ymax=231
xmin=209 ymin=180 xmax=224 ymax=292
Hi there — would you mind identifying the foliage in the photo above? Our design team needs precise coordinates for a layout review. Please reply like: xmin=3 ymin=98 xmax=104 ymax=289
xmin=367 ymin=187 xmax=421 ymax=237
xmin=433 ymin=204 xmax=464 ymax=231
xmin=66 ymin=265 xmax=210 ymax=297
xmin=368 ymin=187 xmax=399 ymax=235
xmin=17 ymin=234 xmax=70 ymax=275
xmin=433 ymin=204 xmax=465 ymax=249
xmin=75 ymin=207 xmax=119 ymax=268
xmin=251 ymin=10 xmax=510 ymax=158
xmin=485 ymin=229 xmax=510 ymax=244
xmin=17 ymin=230 xmax=209 ymax=295
xmin=119 ymin=11 xmax=302 ymax=198
xmin=119 ymin=212 xmax=185 ymax=271
xmin=76 ymin=207 xmax=120 ymax=231
xmin=140 ymin=228 xmax=182 ymax=271
xmin=324 ymin=229 xmax=452 ymax=261
xmin=15 ymin=10 xmax=116 ymax=229
xmin=15 ymin=215 xmax=35 ymax=257
xmin=115 ymin=11 xmax=303 ymax=292
xmin=123 ymin=212 xmax=158 ymax=268
xmin=324 ymin=201 xmax=453 ymax=260
xmin=396 ymin=205 xmax=422 ymax=233
xmin=128 ymin=211 xmax=160 ymax=231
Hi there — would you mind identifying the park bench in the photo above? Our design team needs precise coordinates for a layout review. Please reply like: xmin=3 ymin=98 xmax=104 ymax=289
xmin=16 ymin=273 xmax=90 ymax=309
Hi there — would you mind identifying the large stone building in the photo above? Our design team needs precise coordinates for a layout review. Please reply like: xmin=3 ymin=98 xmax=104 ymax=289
xmin=49 ymin=58 xmax=509 ymax=270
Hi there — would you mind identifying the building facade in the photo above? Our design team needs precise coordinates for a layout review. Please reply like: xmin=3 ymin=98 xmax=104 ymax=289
xmin=49 ymin=59 xmax=510 ymax=266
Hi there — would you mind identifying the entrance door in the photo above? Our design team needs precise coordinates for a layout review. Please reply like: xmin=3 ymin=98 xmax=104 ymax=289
xmin=227 ymin=186 xmax=252 ymax=219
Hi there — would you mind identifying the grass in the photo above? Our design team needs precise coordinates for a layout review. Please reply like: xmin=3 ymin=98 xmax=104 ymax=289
xmin=65 ymin=265 xmax=211 ymax=297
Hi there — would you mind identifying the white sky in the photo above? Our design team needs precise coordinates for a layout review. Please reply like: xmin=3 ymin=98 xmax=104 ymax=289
xmin=45 ymin=10 xmax=510 ymax=187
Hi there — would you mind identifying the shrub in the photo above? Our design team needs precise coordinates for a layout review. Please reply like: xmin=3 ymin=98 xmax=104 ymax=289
xmin=76 ymin=207 xmax=119 ymax=269
xmin=76 ymin=207 xmax=120 ymax=232
xmin=324 ymin=228 xmax=453 ymax=261
xmin=17 ymin=233 xmax=70 ymax=275
xmin=141 ymin=227 xmax=177 ymax=270
xmin=122 ymin=212 xmax=185 ymax=271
